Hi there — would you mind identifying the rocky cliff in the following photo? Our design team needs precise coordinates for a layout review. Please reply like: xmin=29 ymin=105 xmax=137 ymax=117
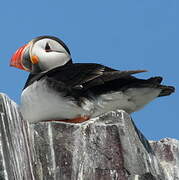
xmin=0 ymin=93 xmax=178 ymax=180
xmin=150 ymin=138 xmax=179 ymax=180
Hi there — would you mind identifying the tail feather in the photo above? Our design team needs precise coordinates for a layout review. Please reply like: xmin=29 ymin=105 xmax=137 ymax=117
xmin=147 ymin=76 xmax=175 ymax=97
xmin=158 ymin=85 xmax=175 ymax=97
xmin=148 ymin=76 xmax=163 ymax=84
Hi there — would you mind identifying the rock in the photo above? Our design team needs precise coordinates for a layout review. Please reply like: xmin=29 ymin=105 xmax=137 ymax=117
xmin=150 ymin=138 xmax=179 ymax=180
xmin=0 ymin=93 xmax=177 ymax=180
xmin=0 ymin=93 xmax=34 ymax=180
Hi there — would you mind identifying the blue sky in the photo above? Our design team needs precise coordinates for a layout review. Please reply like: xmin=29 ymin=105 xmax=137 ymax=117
xmin=0 ymin=0 xmax=178 ymax=140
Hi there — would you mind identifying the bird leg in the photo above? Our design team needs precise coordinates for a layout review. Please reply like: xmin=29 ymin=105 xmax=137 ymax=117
xmin=42 ymin=116 xmax=90 ymax=123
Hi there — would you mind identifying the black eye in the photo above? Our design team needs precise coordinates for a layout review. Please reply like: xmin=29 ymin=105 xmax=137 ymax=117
xmin=45 ymin=43 xmax=51 ymax=52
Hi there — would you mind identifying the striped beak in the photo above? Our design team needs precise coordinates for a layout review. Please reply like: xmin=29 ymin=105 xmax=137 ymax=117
xmin=10 ymin=42 xmax=39 ymax=71
xmin=10 ymin=44 xmax=31 ymax=71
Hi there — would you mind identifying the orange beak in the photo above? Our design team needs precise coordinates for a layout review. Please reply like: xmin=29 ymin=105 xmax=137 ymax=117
xmin=10 ymin=44 xmax=30 ymax=71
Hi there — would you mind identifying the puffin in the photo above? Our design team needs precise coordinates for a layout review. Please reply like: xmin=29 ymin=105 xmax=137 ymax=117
xmin=10 ymin=36 xmax=175 ymax=123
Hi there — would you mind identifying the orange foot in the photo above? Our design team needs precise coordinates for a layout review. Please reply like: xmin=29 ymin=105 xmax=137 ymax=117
xmin=42 ymin=116 xmax=90 ymax=123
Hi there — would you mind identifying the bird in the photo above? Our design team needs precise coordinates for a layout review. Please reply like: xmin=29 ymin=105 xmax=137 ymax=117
xmin=10 ymin=35 xmax=175 ymax=123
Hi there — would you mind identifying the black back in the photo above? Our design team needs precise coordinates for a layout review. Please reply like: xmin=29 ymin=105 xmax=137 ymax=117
xmin=24 ymin=63 xmax=174 ymax=99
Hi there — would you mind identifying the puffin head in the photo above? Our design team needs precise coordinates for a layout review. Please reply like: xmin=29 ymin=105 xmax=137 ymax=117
xmin=10 ymin=36 xmax=72 ymax=73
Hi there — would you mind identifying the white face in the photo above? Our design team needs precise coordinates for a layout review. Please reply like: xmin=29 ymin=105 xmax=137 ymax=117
xmin=31 ymin=38 xmax=71 ymax=71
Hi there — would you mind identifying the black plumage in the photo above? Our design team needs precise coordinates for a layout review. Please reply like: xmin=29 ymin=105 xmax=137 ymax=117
xmin=24 ymin=62 xmax=175 ymax=102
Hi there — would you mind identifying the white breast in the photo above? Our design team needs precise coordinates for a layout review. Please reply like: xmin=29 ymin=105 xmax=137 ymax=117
xmin=20 ymin=80 xmax=89 ymax=123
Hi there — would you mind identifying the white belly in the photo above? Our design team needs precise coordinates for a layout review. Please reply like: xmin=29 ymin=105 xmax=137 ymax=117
xmin=20 ymin=80 xmax=161 ymax=123
xmin=92 ymin=87 xmax=161 ymax=117
xmin=20 ymin=80 xmax=88 ymax=123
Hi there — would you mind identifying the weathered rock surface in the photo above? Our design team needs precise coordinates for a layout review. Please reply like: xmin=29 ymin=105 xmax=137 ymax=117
xmin=150 ymin=138 xmax=179 ymax=180
xmin=0 ymin=93 xmax=178 ymax=180
xmin=0 ymin=93 xmax=34 ymax=180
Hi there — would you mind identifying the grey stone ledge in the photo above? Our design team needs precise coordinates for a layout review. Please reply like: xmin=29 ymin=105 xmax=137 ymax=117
xmin=0 ymin=93 xmax=177 ymax=180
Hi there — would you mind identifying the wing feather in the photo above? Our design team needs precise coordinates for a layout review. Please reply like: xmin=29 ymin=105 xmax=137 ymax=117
xmin=24 ymin=63 xmax=147 ymax=92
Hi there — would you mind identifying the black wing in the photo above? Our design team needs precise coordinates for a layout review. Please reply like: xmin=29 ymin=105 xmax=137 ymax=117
xmin=24 ymin=63 xmax=146 ymax=90
xmin=24 ymin=63 xmax=174 ymax=97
